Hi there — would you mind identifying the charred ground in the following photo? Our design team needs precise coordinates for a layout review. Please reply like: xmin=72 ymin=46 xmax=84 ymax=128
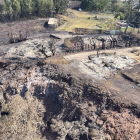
xmin=0 ymin=18 xmax=140 ymax=140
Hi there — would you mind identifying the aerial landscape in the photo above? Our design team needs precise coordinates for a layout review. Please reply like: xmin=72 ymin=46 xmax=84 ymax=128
xmin=0 ymin=0 xmax=140 ymax=140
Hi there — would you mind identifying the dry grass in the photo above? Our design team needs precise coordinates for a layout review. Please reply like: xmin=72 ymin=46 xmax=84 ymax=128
xmin=0 ymin=92 xmax=46 ymax=140
xmin=56 ymin=9 xmax=114 ymax=32
xmin=64 ymin=38 xmax=72 ymax=48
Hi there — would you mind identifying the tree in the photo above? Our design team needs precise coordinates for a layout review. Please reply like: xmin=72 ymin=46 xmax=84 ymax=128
xmin=0 ymin=3 xmax=4 ymax=14
xmin=53 ymin=0 xmax=68 ymax=14
xmin=3 ymin=0 xmax=13 ymax=20
xmin=12 ymin=0 xmax=21 ymax=19
xmin=115 ymin=12 xmax=125 ymax=20
xmin=124 ymin=0 xmax=133 ymax=33
xmin=20 ymin=0 xmax=33 ymax=17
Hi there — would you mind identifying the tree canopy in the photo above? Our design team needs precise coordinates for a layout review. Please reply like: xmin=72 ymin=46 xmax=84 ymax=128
xmin=0 ymin=0 xmax=68 ymax=21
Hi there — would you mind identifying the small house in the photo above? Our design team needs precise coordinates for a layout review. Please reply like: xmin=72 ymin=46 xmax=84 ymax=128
xmin=48 ymin=18 xmax=58 ymax=28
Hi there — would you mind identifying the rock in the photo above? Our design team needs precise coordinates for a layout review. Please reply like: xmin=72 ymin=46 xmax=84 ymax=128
xmin=80 ymin=115 xmax=87 ymax=123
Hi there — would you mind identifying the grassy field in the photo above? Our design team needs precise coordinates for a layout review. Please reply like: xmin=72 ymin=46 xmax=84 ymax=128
xmin=56 ymin=9 xmax=114 ymax=32
xmin=56 ymin=9 xmax=139 ymax=34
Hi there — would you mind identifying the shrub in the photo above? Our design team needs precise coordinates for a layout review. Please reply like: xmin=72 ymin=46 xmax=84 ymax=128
xmin=0 ymin=92 xmax=46 ymax=140
xmin=115 ymin=12 xmax=125 ymax=20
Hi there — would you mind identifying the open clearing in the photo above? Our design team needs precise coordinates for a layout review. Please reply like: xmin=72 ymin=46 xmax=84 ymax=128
xmin=56 ymin=9 xmax=114 ymax=32
xmin=56 ymin=9 xmax=139 ymax=34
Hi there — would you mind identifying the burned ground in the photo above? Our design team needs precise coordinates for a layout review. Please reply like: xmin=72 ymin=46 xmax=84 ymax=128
xmin=0 ymin=19 xmax=140 ymax=140
xmin=0 ymin=18 xmax=55 ymax=45
xmin=0 ymin=46 xmax=140 ymax=139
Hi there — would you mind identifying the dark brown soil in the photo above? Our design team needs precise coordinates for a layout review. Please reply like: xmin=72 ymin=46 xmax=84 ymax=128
xmin=0 ymin=18 xmax=54 ymax=45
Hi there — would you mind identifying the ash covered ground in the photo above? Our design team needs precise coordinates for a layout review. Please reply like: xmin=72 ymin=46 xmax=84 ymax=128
xmin=0 ymin=19 xmax=140 ymax=140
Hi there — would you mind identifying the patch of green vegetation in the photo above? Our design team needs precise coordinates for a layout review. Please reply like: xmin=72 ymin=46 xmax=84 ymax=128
xmin=56 ymin=9 xmax=115 ymax=32
xmin=120 ymin=27 xmax=132 ymax=32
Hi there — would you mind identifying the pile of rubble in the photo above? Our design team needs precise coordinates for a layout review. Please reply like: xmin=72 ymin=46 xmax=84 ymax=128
xmin=2 ymin=38 xmax=53 ymax=60
xmin=70 ymin=53 xmax=135 ymax=79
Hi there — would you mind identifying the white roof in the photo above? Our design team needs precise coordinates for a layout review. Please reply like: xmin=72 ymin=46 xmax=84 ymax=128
xmin=48 ymin=18 xmax=58 ymax=25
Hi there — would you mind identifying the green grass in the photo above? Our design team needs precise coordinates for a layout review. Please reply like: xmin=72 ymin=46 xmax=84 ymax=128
xmin=56 ymin=9 xmax=115 ymax=32
xmin=120 ymin=26 xmax=139 ymax=33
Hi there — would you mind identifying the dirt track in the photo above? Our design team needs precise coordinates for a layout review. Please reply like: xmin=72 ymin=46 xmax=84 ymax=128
xmin=64 ymin=46 xmax=140 ymax=61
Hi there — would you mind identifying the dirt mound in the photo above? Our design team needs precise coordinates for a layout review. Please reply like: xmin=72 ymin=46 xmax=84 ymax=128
xmin=121 ymin=64 xmax=140 ymax=84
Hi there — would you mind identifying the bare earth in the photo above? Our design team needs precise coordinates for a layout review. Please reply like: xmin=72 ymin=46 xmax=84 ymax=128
xmin=0 ymin=19 xmax=140 ymax=139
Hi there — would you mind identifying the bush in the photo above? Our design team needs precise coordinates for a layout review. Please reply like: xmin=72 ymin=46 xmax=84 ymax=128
xmin=115 ymin=12 xmax=125 ymax=20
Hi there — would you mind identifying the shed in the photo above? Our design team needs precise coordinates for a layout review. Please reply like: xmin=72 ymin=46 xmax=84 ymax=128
xmin=48 ymin=18 xmax=58 ymax=28
xmin=68 ymin=1 xmax=82 ymax=9
xmin=110 ymin=30 xmax=119 ymax=35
